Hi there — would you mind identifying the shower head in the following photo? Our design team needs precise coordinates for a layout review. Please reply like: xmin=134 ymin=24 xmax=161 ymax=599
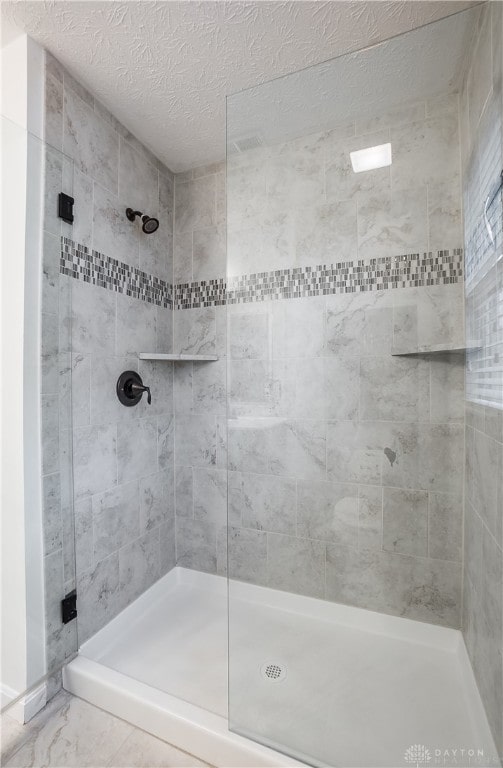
xmin=125 ymin=208 xmax=159 ymax=234
xmin=141 ymin=215 xmax=159 ymax=234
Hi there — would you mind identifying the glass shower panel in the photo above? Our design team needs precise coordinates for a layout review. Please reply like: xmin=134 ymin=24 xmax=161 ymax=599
xmin=226 ymin=8 xmax=481 ymax=766
xmin=40 ymin=132 xmax=77 ymax=681
xmin=1 ymin=119 xmax=76 ymax=714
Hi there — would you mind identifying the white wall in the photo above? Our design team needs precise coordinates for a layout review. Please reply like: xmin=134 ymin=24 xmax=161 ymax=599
xmin=1 ymin=23 xmax=46 ymax=719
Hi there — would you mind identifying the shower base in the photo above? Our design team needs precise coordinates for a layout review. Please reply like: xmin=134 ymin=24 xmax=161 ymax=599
xmin=63 ymin=567 xmax=498 ymax=768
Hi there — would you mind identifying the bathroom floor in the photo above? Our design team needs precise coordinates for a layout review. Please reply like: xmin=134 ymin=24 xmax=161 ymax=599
xmin=75 ymin=568 xmax=497 ymax=768
xmin=1 ymin=691 xmax=213 ymax=768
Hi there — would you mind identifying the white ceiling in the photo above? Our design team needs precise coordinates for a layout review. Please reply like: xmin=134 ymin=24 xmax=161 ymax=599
xmin=2 ymin=0 xmax=476 ymax=172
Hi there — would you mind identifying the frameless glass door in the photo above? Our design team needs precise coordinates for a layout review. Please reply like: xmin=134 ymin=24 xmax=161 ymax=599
xmin=226 ymin=7 xmax=489 ymax=766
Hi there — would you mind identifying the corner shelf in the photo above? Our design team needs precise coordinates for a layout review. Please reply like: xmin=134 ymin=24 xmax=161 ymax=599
xmin=392 ymin=343 xmax=481 ymax=357
xmin=139 ymin=353 xmax=218 ymax=362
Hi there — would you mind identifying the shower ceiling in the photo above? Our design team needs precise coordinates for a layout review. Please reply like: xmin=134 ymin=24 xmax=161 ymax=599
xmin=2 ymin=0 xmax=476 ymax=171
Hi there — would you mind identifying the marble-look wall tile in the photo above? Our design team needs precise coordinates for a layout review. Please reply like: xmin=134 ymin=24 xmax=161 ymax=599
xmin=193 ymin=467 xmax=227 ymax=525
xmin=174 ymin=307 xmax=216 ymax=356
xmin=77 ymin=554 xmax=120 ymax=643
xmin=192 ymin=359 xmax=226 ymax=415
xmin=297 ymin=480 xmax=358 ymax=546
xmin=157 ymin=414 xmax=174 ymax=470
xmin=73 ymin=423 xmax=117 ymax=499
xmin=118 ymin=138 xmax=158 ymax=213
xmin=228 ymin=526 xmax=267 ymax=585
xmin=74 ymin=497 xmax=93 ymax=575
xmin=117 ymin=417 xmax=157 ymax=483
xmin=295 ymin=200 xmax=357 ymax=265
xmin=175 ymin=175 xmax=216 ymax=234
xmin=231 ymin=471 xmax=296 ymax=535
xmin=160 ymin=516 xmax=176 ymax=574
xmin=324 ymin=358 xmax=359 ymax=420
xmin=391 ymin=114 xmax=460 ymax=191
xmin=42 ymin=473 xmax=62 ymax=555
xmin=193 ymin=226 xmax=225 ymax=280
xmin=357 ymin=187 xmax=428 ymax=260
xmin=72 ymin=169 xmax=94 ymax=249
xmin=92 ymin=481 xmax=140 ymax=562
xmin=358 ymin=484 xmax=383 ymax=551
xmin=93 ymin=182 xmax=140 ymax=265
xmin=326 ymin=129 xmax=391 ymax=202
xmin=156 ymin=307 xmax=173 ymax=356
xmin=176 ymin=517 xmax=217 ymax=573
xmin=428 ymin=492 xmax=462 ymax=562
xmin=175 ymin=466 xmax=193 ymax=518
xmin=45 ymin=72 xmax=63 ymax=151
xmin=118 ymin=529 xmax=160 ymax=609
xmin=63 ymin=87 xmax=119 ymax=195
xmin=175 ymin=414 xmax=216 ymax=468
xmin=326 ymin=543 xmax=461 ymax=627
xmin=43 ymin=146 xmax=63 ymax=237
xmin=360 ymin=356 xmax=429 ymax=422
xmin=272 ymin=297 xmax=325 ymax=359
xmin=139 ymin=225 xmax=172 ymax=282
xmin=137 ymin=360 xmax=173 ymax=419
xmin=230 ymin=312 xmax=269 ymax=359
xmin=267 ymin=533 xmax=325 ymax=598
xmin=382 ymin=487 xmax=428 ymax=557
xmin=429 ymin=354 xmax=465 ymax=423
xmin=383 ymin=422 xmax=464 ymax=496
xmin=116 ymin=293 xmax=157 ymax=356
xmin=71 ymin=279 xmax=116 ymax=356
xmin=42 ymin=232 xmax=60 ymax=312
xmin=41 ymin=395 xmax=59 ymax=475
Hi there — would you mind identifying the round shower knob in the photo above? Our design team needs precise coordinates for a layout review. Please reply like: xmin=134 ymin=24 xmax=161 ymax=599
xmin=116 ymin=371 xmax=151 ymax=407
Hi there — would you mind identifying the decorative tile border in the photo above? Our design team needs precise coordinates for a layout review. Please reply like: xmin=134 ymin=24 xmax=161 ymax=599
xmin=61 ymin=239 xmax=463 ymax=311
xmin=174 ymin=249 xmax=463 ymax=309
xmin=60 ymin=238 xmax=173 ymax=308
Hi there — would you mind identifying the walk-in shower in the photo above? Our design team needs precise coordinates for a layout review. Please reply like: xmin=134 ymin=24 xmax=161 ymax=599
xmin=2 ymin=4 xmax=502 ymax=768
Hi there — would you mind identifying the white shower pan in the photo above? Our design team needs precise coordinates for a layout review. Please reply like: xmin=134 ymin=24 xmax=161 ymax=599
xmin=63 ymin=568 xmax=498 ymax=768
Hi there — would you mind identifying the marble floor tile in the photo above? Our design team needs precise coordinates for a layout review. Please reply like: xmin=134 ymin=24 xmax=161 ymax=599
xmin=2 ymin=691 xmax=214 ymax=768
xmin=3 ymin=692 xmax=132 ymax=767
xmin=108 ymin=728 xmax=212 ymax=767
xmin=0 ymin=714 xmax=31 ymax=765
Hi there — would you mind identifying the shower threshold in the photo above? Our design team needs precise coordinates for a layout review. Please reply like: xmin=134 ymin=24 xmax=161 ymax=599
xmin=63 ymin=568 xmax=498 ymax=768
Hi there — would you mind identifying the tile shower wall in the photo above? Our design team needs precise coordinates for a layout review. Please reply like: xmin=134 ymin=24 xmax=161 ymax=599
xmin=461 ymin=3 xmax=503 ymax=756
xmin=173 ymin=93 xmax=466 ymax=628
xmin=172 ymin=163 xmax=227 ymax=574
xmin=41 ymin=50 xmax=175 ymax=676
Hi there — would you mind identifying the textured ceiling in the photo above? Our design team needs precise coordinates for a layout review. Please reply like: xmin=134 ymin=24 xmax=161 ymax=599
xmin=2 ymin=0 xmax=476 ymax=171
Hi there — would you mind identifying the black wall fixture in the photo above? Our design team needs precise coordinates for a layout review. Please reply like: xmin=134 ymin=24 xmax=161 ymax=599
xmin=58 ymin=192 xmax=74 ymax=224
xmin=125 ymin=208 xmax=159 ymax=234
xmin=117 ymin=371 xmax=151 ymax=407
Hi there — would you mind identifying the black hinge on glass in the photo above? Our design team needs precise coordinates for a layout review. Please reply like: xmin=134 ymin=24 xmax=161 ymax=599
xmin=61 ymin=589 xmax=77 ymax=624
xmin=58 ymin=192 xmax=74 ymax=224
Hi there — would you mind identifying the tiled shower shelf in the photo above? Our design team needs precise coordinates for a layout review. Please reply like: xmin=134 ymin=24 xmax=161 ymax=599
xmin=139 ymin=353 xmax=218 ymax=361
xmin=392 ymin=343 xmax=482 ymax=357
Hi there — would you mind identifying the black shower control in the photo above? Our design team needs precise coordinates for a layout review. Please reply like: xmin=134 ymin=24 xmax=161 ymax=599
xmin=117 ymin=371 xmax=152 ymax=407
xmin=58 ymin=192 xmax=74 ymax=224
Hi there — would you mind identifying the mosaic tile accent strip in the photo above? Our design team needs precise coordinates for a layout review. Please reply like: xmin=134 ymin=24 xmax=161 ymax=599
xmin=60 ymin=238 xmax=173 ymax=308
xmin=174 ymin=249 xmax=463 ymax=309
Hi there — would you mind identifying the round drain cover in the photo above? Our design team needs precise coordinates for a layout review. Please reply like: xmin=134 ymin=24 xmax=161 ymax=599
xmin=260 ymin=661 xmax=287 ymax=683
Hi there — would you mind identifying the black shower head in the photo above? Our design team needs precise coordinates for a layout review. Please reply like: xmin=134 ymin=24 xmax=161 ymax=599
xmin=141 ymin=215 xmax=159 ymax=234
xmin=125 ymin=208 xmax=159 ymax=234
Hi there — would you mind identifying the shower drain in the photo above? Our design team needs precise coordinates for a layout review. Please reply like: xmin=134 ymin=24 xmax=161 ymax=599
xmin=260 ymin=661 xmax=287 ymax=683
